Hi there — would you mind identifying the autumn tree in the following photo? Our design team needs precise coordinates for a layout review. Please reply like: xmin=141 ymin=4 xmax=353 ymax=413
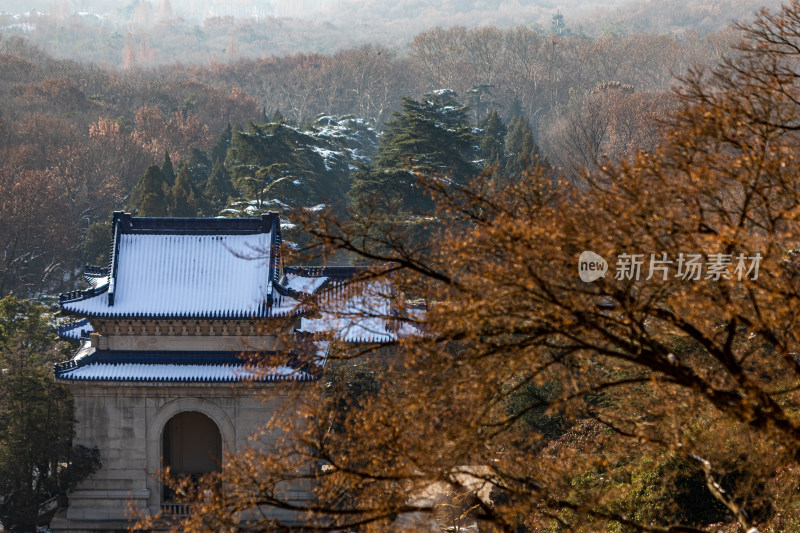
xmin=0 ymin=161 xmax=79 ymax=297
xmin=0 ymin=40 xmax=261 ymax=297
xmin=145 ymin=4 xmax=800 ymax=533
xmin=544 ymin=81 xmax=670 ymax=177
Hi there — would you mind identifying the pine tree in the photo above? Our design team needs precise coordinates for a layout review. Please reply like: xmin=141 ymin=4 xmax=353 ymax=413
xmin=228 ymin=123 xmax=315 ymax=192
xmin=210 ymin=124 xmax=232 ymax=164
xmin=170 ymin=163 xmax=199 ymax=217
xmin=349 ymin=166 xmax=426 ymax=211
xmin=504 ymin=115 xmax=548 ymax=177
xmin=551 ymin=11 xmax=567 ymax=36
xmin=161 ymin=149 xmax=175 ymax=186
xmin=227 ymin=127 xmax=261 ymax=165
xmin=140 ymin=193 xmax=166 ymax=217
xmin=479 ymin=110 xmax=507 ymax=170
xmin=507 ymin=97 xmax=524 ymax=122
xmin=129 ymin=165 xmax=168 ymax=216
xmin=376 ymin=91 xmax=477 ymax=177
xmin=466 ymin=84 xmax=499 ymax=123
xmin=204 ymin=160 xmax=235 ymax=215
xmin=187 ymin=147 xmax=211 ymax=186
xmin=81 ymin=219 xmax=112 ymax=267
xmin=351 ymin=91 xmax=478 ymax=212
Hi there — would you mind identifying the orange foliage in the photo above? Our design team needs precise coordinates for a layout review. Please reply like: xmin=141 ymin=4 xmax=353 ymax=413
xmin=142 ymin=4 xmax=800 ymax=532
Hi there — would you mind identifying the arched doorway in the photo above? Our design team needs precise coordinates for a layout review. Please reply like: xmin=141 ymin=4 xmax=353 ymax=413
xmin=161 ymin=411 xmax=222 ymax=504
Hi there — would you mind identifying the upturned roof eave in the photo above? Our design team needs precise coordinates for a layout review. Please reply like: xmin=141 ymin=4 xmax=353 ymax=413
xmin=53 ymin=346 xmax=320 ymax=384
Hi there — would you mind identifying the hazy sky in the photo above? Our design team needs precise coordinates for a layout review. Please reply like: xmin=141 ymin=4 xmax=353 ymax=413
xmin=0 ymin=0 xmax=630 ymax=23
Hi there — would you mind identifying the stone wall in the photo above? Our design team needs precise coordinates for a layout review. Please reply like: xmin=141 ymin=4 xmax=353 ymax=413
xmin=51 ymin=381 xmax=311 ymax=532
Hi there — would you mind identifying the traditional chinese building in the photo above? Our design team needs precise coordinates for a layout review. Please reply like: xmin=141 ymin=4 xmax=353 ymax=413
xmin=49 ymin=212 xmax=369 ymax=532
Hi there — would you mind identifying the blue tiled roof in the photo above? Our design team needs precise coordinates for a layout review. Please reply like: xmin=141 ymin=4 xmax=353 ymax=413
xmin=57 ymin=319 xmax=93 ymax=340
xmin=60 ymin=212 xmax=293 ymax=319
xmin=54 ymin=348 xmax=317 ymax=383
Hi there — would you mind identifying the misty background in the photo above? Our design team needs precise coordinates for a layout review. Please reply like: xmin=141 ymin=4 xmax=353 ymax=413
xmin=0 ymin=0 xmax=783 ymax=66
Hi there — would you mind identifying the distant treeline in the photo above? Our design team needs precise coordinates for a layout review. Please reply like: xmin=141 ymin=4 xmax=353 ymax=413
xmin=0 ymin=0 xmax=782 ymax=66
xmin=157 ymin=26 xmax=725 ymax=126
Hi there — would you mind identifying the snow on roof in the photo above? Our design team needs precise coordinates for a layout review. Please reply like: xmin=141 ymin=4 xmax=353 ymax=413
xmin=283 ymin=272 xmax=328 ymax=294
xmin=61 ymin=213 xmax=284 ymax=319
xmin=297 ymin=279 xmax=420 ymax=343
xmin=83 ymin=266 xmax=109 ymax=290
xmin=57 ymin=362 xmax=311 ymax=383
xmin=54 ymin=346 xmax=315 ymax=383
xmin=64 ymin=232 xmax=272 ymax=317
xmin=299 ymin=314 xmax=394 ymax=343
xmin=57 ymin=319 xmax=93 ymax=340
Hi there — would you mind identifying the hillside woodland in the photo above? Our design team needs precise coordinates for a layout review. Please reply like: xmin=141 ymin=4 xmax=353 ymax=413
xmin=0 ymin=21 xmax=734 ymax=298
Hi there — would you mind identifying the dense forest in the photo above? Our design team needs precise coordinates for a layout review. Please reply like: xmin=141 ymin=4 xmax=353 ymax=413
xmin=0 ymin=19 xmax=737 ymax=299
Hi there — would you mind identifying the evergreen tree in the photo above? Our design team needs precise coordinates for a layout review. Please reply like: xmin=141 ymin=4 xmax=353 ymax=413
xmin=349 ymin=166 xmax=425 ymax=210
xmin=271 ymin=109 xmax=285 ymax=124
xmin=551 ymin=11 xmax=567 ymax=36
xmin=227 ymin=122 xmax=332 ymax=203
xmin=161 ymin=149 xmax=175 ymax=186
xmin=466 ymin=84 xmax=499 ymax=123
xmin=129 ymin=165 xmax=168 ymax=216
xmin=504 ymin=115 xmax=548 ymax=177
xmin=507 ymin=97 xmax=524 ymax=122
xmin=187 ymin=147 xmax=212 ymax=186
xmin=376 ymin=91 xmax=477 ymax=177
xmin=219 ymin=116 xmax=377 ymax=214
xmin=210 ymin=124 xmax=232 ymax=164
xmin=0 ymin=297 xmax=100 ymax=531
xmin=479 ymin=110 xmax=507 ymax=170
xmin=81 ymin=218 xmax=112 ymax=267
xmin=204 ymin=160 xmax=236 ymax=215
xmin=140 ymin=193 xmax=166 ymax=217
xmin=351 ymin=90 xmax=478 ymax=211
xmin=227 ymin=126 xmax=263 ymax=166
xmin=170 ymin=163 xmax=199 ymax=217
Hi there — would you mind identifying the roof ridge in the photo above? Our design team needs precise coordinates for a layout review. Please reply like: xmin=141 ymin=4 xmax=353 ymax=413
xmin=113 ymin=211 xmax=279 ymax=234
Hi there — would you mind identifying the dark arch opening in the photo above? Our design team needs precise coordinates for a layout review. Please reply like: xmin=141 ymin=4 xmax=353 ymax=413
xmin=162 ymin=411 xmax=222 ymax=502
